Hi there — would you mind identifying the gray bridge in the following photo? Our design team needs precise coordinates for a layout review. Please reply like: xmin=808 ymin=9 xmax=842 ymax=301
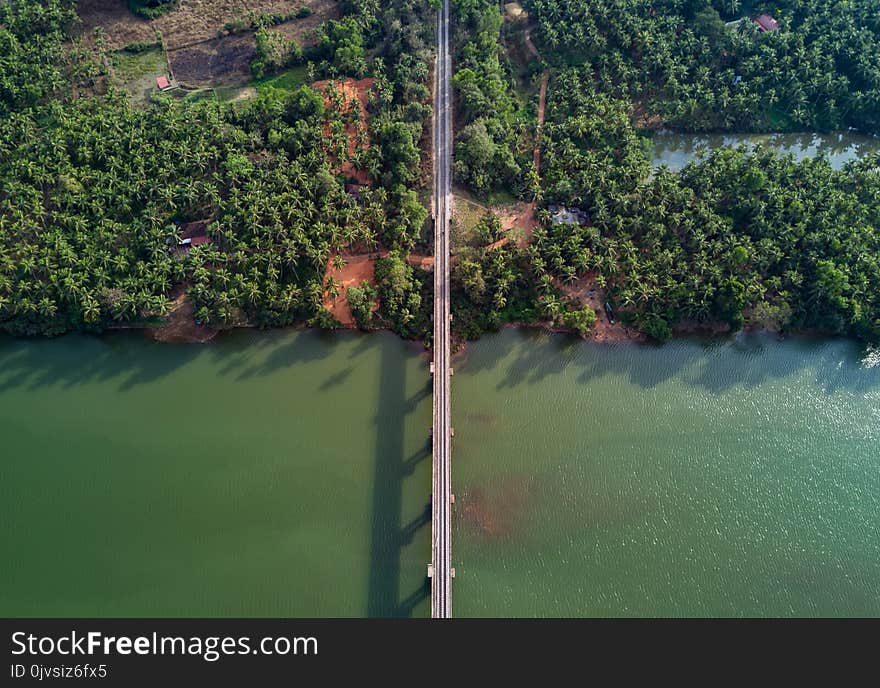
xmin=430 ymin=0 xmax=453 ymax=619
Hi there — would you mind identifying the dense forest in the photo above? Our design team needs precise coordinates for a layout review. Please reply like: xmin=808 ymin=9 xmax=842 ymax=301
xmin=525 ymin=0 xmax=880 ymax=133
xmin=446 ymin=0 xmax=880 ymax=343
xmin=3 ymin=0 xmax=880 ymax=344
xmin=450 ymin=0 xmax=529 ymax=196
xmin=0 ymin=0 xmax=433 ymax=338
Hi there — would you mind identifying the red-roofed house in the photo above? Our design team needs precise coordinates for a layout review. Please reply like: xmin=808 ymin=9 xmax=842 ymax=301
xmin=179 ymin=220 xmax=210 ymax=239
xmin=190 ymin=236 xmax=212 ymax=247
xmin=156 ymin=75 xmax=172 ymax=90
xmin=754 ymin=14 xmax=779 ymax=32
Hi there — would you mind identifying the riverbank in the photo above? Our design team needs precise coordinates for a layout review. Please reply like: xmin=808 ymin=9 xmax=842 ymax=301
xmin=105 ymin=310 xmax=873 ymax=355
xmin=149 ymin=291 xmax=220 ymax=344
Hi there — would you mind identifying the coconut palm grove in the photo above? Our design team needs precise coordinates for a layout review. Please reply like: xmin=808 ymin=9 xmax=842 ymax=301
xmin=2 ymin=0 xmax=880 ymax=344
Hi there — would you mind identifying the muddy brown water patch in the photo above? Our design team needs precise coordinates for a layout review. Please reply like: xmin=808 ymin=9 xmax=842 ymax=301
xmin=459 ymin=473 xmax=542 ymax=538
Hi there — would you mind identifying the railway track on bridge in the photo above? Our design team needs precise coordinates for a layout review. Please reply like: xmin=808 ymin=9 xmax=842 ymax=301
xmin=430 ymin=0 xmax=453 ymax=619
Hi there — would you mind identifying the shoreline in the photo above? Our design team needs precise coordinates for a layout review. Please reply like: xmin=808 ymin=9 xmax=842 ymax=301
xmin=3 ymin=299 xmax=863 ymax=352
xmin=85 ymin=316 xmax=864 ymax=357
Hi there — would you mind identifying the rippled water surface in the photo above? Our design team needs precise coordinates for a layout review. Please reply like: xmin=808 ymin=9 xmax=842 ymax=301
xmin=2 ymin=329 xmax=878 ymax=616
xmin=453 ymin=330 xmax=880 ymax=617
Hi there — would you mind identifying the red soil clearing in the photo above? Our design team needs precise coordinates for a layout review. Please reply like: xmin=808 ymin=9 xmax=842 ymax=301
xmin=323 ymin=251 xmax=384 ymax=327
xmin=312 ymin=78 xmax=374 ymax=185
xmin=323 ymin=251 xmax=434 ymax=327
xmin=495 ymin=202 xmax=539 ymax=248
xmin=407 ymin=254 xmax=434 ymax=271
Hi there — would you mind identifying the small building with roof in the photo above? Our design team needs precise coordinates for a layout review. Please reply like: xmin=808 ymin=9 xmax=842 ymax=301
xmin=174 ymin=220 xmax=213 ymax=252
xmin=548 ymin=205 xmax=590 ymax=226
xmin=753 ymin=14 xmax=779 ymax=32
xmin=179 ymin=220 xmax=210 ymax=240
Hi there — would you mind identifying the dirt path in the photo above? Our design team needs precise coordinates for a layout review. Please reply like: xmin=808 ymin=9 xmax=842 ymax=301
xmin=407 ymin=254 xmax=435 ymax=270
xmin=523 ymin=25 xmax=549 ymax=177
xmin=523 ymin=26 xmax=539 ymax=59
xmin=533 ymin=70 xmax=549 ymax=174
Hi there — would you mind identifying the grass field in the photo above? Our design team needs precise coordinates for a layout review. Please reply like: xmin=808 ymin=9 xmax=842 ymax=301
xmin=451 ymin=196 xmax=490 ymax=253
xmin=253 ymin=65 xmax=311 ymax=93
xmin=109 ymin=45 xmax=169 ymax=104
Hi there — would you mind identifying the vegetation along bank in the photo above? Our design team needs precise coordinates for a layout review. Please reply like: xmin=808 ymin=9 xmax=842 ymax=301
xmin=1 ymin=0 xmax=879 ymax=345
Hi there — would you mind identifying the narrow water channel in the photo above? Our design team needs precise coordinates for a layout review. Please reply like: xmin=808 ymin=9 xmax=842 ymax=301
xmin=651 ymin=131 xmax=880 ymax=171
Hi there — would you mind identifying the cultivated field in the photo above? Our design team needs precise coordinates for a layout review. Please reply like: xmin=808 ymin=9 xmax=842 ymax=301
xmin=77 ymin=0 xmax=339 ymax=89
xmin=167 ymin=33 xmax=256 ymax=86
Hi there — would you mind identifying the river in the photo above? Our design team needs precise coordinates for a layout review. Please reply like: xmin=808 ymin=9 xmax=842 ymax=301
xmin=0 ymin=330 xmax=433 ymax=617
xmin=651 ymin=131 xmax=880 ymax=171
xmin=1 ymin=329 xmax=879 ymax=616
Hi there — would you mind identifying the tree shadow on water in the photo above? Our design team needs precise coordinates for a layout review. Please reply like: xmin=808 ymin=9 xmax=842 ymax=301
xmin=367 ymin=340 xmax=431 ymax=617
xmin=457 ymin=328 xmax=880 ymax=397
xmin=0 ymin=332 xmax=205 ymax=394
xmin=213 ymin=328 xmax=351 ymax=381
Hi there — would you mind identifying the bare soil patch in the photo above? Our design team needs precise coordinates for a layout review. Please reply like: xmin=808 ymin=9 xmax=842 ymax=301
xmin=452 ymin=194 xmax=538 ymax=250
xmin=76 ymin=0 xmax=335 ymax=62
xmin=227 ymin=85 xmax=258 ymax=101
xmin=151 ymin=290 xmax=218 ymax=343
xmin=312 ymin=78 xmax=374 ymax=184
xmin=76 ymin=0 xmax=156 ymax=49
xmin=485 ymin=237 xmax=511 ymax=251
xmin=322 ymin=251 xmax=385 ymax=328
xmin=273 ymin=0 xmax=338 ymax=46
xmin=167 ymin=33 xmax=255 ymax=86
xmin=407 ymin=254 xmax=434 ymax=271
xmin=494 ymin=201 xmax=538 ymax=248
xmin=557 ymin=273 xmax=646 ymax=343
xmin=154 ymin=0 xmax=250 ymax=50
xmin=323 ymin=250 xmax=432 ymax=327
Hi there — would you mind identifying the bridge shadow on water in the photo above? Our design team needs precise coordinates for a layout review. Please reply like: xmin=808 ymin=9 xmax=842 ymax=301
xmin=367 ymin=339 xmax=432 ymax=617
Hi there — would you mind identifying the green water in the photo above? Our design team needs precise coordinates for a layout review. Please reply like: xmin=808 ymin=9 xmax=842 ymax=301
xmin=453 ymin=329 xmax=880 ymax=617
xmin=0 ymin=330 xmax=432 ymax=617
xmin=2 ymin=328 xmax=879 ymax=617
xmin=652 ymin=131 xmax=880 ymax=171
